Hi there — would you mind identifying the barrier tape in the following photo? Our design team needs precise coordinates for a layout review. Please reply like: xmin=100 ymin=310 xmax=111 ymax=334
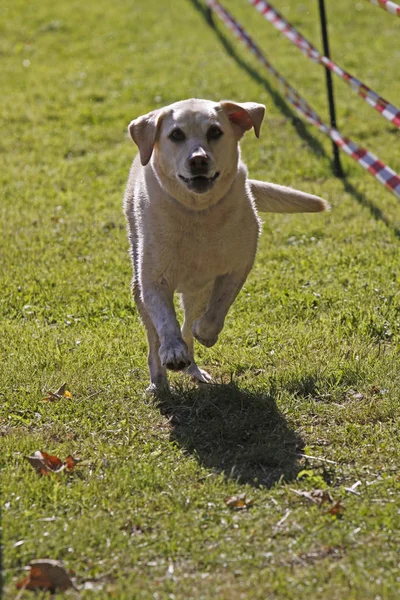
xmin=368 ymin=0 xmax=400 ymax=17
xmin=205 ymin=0 xmax=400 ymax=200
xmin=248 ymin=0 xmax=400 ymax=129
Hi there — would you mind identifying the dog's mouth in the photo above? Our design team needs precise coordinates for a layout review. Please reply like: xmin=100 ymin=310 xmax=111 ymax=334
xmin=178 ymin=172 xmax=220 ymax=193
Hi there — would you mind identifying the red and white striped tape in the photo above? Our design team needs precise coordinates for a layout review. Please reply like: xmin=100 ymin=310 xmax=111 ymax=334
xmin=205 ymin=0 xmax=400 ymax=200
xmin=368 ymin=0 xmax=400 ymax=17
xmin=249 ymin=0 xmax=400 ymax=129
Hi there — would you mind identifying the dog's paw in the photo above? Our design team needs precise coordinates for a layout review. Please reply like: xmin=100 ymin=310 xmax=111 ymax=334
xmin=145 ymin=374 xmax=170 ymax=395
xmin=185 ymin=363 xmax=213 ymax=384
xmin=159 ymin=339 xmax=191 ymax=371
xmin=192 ymin=317 xmax=219 ymax=348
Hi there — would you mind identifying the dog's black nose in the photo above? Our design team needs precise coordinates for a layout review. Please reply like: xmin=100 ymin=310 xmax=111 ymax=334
xmin=188 ymin=149 xmax=209 ymax=175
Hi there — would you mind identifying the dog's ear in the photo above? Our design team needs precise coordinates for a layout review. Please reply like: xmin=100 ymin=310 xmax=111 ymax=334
xmin=128 ymin=109 xmax=163 ymax=166
xmin=220 ymin=101 xmax=265 ymax=139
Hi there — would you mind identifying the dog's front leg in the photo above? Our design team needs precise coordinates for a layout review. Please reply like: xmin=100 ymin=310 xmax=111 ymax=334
xmin=141 ymin=280 xmax=191 ymax=371
xmin=193 ymin=269 xmax=250 ymax=348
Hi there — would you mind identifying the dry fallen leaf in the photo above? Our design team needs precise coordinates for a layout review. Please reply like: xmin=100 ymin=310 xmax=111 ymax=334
xmin=16 ymin=559 xmax=74 ymax=593
xmin=64 ymin=454 xmax=80 ymax=470
xmin=224 ymin=493 xmax=254 ymax=510
xmin=43 ymin=382 xmax=73 ymax=402
xmin=24 ymin=451 xmax=80 ymax=476
xmin=326 ymin=499 xmax=345 ymax=517
xmin=25 ymin=451 xmax=64 ymax=475
xmin=291 ymin=487 xmax=346 ymax=516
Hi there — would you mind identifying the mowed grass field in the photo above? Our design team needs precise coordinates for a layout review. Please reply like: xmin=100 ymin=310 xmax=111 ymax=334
xmin=1 ymin=0 xmax=400 ymax=597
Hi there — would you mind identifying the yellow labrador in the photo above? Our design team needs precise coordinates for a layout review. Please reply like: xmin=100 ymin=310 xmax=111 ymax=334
xmin=124 ymin=99 xmax=328 ymax=391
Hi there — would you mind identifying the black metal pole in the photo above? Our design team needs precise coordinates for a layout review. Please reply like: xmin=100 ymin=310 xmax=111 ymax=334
xmin=318 ymin=0 xmax=344 ymax=178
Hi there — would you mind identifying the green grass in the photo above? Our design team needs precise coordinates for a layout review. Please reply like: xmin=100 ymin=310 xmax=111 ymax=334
xmin=1 ymin=0 xmax=400 ymax=597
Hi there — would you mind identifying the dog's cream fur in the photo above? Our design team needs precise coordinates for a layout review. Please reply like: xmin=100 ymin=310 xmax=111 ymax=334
xmin=124 ymin=98 xmax=328 ymax=391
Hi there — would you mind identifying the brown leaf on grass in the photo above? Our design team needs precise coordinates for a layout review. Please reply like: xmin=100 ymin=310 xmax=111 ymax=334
xmin=24 ymin=451 xmax=80 ymax=476
xmin=370 ymin=386 xmax=388 ymax=397
xmin=16 ymin=559 xmax=74 ymax=593
xmin=43 ymin=382 xmax=73 ymax=402
xmin=25 ymin=451 xmax=64 ymax=475
xmin=64 ymin=454 xmax=80 ymax=470
xmin=291 ymin=488 xmax=345 ymax=517
xmin=326 ymin=499 xmax=345 ymax=517
xmin=224 ymin=493 xmax=254 ymax=510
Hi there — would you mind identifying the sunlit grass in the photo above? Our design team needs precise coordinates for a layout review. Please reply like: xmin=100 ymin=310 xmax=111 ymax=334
xmin=1 ymin=0 xmax=400 ymax=597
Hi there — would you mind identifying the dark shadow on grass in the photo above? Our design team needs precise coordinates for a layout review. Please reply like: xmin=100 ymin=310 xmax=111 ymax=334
xmin=157 ymin=382 xmax=304 ymax=488
xmin=189 ymin=0 xmax=400 ymax=241
xmin=341 ymin=178 xmax=400 ymax=240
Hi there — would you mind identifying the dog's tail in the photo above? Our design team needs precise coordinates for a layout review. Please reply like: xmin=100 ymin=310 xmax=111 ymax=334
xmin=250 ymin=179 xmax=330 ymax=213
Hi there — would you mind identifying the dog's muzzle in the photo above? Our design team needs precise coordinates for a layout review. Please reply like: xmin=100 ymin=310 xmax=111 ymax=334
xmin=178 ymin=172 xmax=220 ymax=194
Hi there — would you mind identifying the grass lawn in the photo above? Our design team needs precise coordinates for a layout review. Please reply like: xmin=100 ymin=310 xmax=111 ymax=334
xmin=1 ymin=0 xmax=400 ymax=597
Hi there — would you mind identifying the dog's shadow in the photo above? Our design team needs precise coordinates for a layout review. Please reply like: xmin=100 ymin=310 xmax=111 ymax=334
xmin=157 ymin=382 xmax=304 ymax=487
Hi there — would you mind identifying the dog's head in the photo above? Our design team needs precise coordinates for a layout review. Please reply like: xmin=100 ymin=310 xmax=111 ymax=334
xmin=128 ymin=99 xmax=265 ymax=210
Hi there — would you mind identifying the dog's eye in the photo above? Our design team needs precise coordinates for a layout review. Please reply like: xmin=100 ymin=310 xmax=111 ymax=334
xmin=207 ymin=125 xmax=223 ymax=141
xmin=169 ymin=128 xmax=186 ymax=142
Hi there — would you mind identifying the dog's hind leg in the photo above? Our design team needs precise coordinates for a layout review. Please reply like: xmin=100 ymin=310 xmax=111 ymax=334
xmin=132 ymin=280 xmax=169 ymax=393
xmin=181 ymin=290 xmax=213 ymax=384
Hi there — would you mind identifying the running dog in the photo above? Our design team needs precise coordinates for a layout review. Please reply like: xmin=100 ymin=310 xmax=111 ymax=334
xmin=124 ymin=98 xmax=328 ymax=391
